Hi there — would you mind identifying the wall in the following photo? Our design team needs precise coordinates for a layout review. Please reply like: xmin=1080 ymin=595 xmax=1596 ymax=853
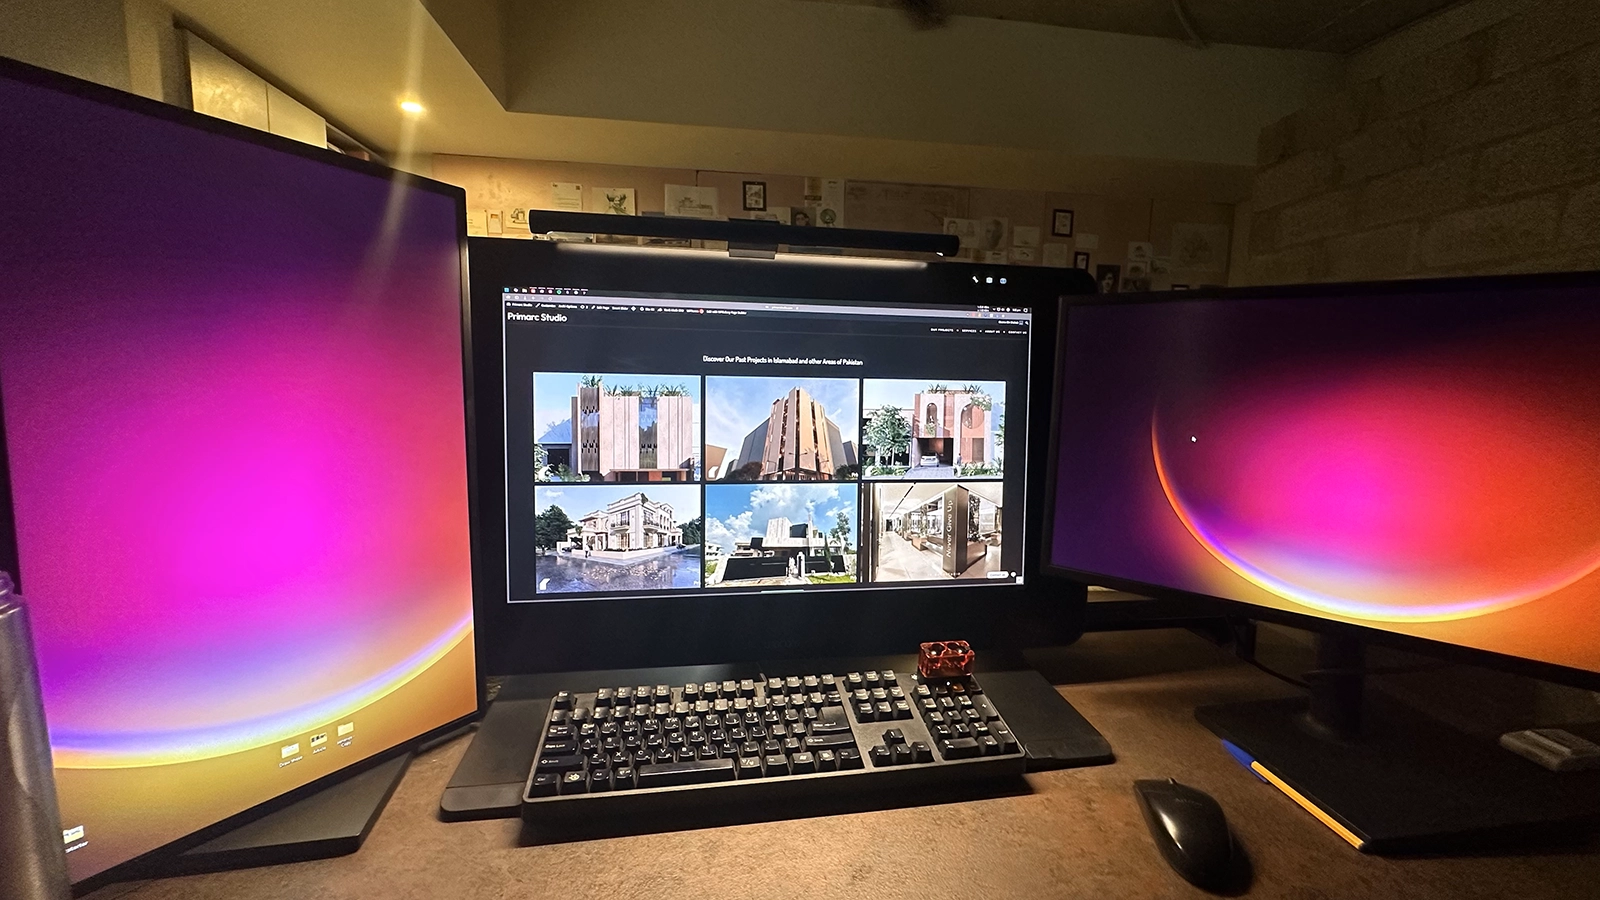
xmin=0 ymin=0 xmax=131 ymax=90
xmin=1235 ymin=0 xmax=1600 ymax=285
xmin=431 ymin=154 xmax=1237 ymax=285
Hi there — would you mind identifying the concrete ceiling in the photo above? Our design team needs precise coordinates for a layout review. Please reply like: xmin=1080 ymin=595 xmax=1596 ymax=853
xmin=804 ymin=0 xmax=1465 ymax=52
xmin=159 ymin=0 xmax=1351 ymax=201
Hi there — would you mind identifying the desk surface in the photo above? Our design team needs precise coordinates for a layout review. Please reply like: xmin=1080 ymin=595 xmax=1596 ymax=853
xmin=91 ymin=630 xmax=1600 ymax=900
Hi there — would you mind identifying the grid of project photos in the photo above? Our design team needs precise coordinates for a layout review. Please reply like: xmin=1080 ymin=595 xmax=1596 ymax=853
xmin=503 ymin=287 xmax=1031 ymax=602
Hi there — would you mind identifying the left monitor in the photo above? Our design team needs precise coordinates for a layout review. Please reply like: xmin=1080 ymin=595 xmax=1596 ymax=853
xmin=0 ymin=58 xmax=479 ymax=887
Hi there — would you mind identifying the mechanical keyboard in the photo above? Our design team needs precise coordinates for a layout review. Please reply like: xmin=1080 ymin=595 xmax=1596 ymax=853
xmin=521 ymin=669 xmax=1024 ymax=831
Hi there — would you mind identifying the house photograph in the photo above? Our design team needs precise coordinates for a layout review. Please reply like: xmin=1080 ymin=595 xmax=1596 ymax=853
xmin=704 ymin=483 xmax=857 ymax=588
xmin=533 ymin=373 xmax=701 ymax=483
xmin=705 ymin=377 xmax=859 ymax=482
xmin=860 ymin=379 xmax=1004 ymax=479
xmin=531 ymin=484 xmax=702 ymax=594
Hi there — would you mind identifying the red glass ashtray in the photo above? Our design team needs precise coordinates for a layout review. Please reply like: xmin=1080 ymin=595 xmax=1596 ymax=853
xmin=918 ymin=640 xmax=975 ymax=678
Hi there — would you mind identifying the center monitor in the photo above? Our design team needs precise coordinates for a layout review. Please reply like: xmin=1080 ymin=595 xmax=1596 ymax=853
xmin=470 ymin=239 xmax=1088 ymax=673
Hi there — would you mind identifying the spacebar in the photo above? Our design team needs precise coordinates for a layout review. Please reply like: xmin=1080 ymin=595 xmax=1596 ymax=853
xmin=637 ymin=758 xmax=736 ymax=788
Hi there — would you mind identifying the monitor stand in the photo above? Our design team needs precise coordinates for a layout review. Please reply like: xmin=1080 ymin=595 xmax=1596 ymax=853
xmin=1197 ymin=634 xmax=1600 ymax=854
xmin=152 ymin=751 xmax=413 ymax=877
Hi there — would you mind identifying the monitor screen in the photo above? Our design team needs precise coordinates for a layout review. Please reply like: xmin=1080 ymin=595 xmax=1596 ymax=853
xmin=500 ymin=279 xmax=1033 ymax=602
xmin=1049 ymin=282 xmax=1600 ymax=677
xmin=0 ymin=65 xmax=477 ymax=884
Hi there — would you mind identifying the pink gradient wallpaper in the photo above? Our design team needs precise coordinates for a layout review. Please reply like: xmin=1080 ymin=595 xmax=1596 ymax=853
xmin=1052 ymin=288 xmax=1600 ymax=674
xmin=1 ymin=74 xmax=476 ymax=881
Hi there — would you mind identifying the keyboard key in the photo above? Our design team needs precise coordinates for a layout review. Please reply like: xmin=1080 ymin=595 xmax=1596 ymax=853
xmin=785 ymin=676 xmax=802 ymax=691
xmin=560 ymin=771 xmax=587 ymax=794
xmin=594 ymin=687 xmax=614 ymax=707
xmin=838 ymin=747 xmax=864 ymax=769
xmin=938 ymin=737 xmax=980 ymax=759
xmin=791 ymin=751 xmax=817 ymax=774
xmin=764 ymin=754 xmax=791 ymax=776
xmin=529 ymin=773 xmax=559 ymax=797
xmin=782 ymin=737 xmax=802 ymax=754
xmin=875 ymin=701 xmax=893 ymax=719
xmin=846 ymin=672 xmax=864 ymax=689
xmin=589 ymin=769 xmax=613 ymax=792
xmin=891 ymin=744 xmax=913 ymax=766
xmin=820 ymin=674 xmax=837 ymax=688
xmin=553 ymin=690 xmax=572 ymax=710
xmin=870 ymin=688 xmax=888 ymax=702
xmin=892 ymin=700 xmax=913 ymax=719
xmin=738 ymin=756 xmax=764 ymax=777
xmin=767 ymin=677 xmax=784 ymax=693
xmin=993 ymin=728 xmax=1019 ymax=754
xmin=811 ymin=706 xmax=852 ymax=734
xmin=974 ymin=695 xmax=1000 ymax=720
xmin=868 ymin=745 xmax=893 ymax=767
xmin=697 ymin=746 xmax=719 ymax=760
xmin=817 ymin=749 xmax=838 ymax=771
xmin=932 ymin=725 xmax=953 ymax=740
xmin=614 ymin=766 xmax=635 ymax=789
xmin=536 ymin=754 xmax=585 ymax=773
xmin=721 ymin=680 xmax=738 ymax=696
xmin=541 ymin=739 xmax=578 ymax=756
xmin=910 ymin=741 xmax=933 ymax=764
xmin=739 ymin=678 xmax=756 ymax=697
xmin=855 ymin=702 xmax=876 ymax=722
xmin=864 ymin=671 xmax=881 ymax=687
xmin=546 ymin=724 xmax=574 ymax=740
xmin=653 ymin=685 xmax=672 ymax=701
xmin=881 ymin=670 xmax=897 ymax=686
xmin=637 ymin=758 xmax=736 ymax=788
xmin=803 ymin=733 xmax=856 ymax=751
xmin=883 ymin=728 xmax=905 ymax=745
xmin=978 ymin=735 xmax=1000 ymax=756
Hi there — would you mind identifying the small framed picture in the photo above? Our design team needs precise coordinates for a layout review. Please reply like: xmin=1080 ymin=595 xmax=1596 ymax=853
xmin=1074 ymin=251 xmax=1091 ymax=270
xmin=1052 ymin=209 xmax=1075 ymax=237
xmin=742 ymin=181 xmax=767 ymax=211
xmin=1096 ymin=264 xmax=1121 ymax=295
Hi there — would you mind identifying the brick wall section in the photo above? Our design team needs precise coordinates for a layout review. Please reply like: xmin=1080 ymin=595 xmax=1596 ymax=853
xmin=1238 ymin=0 xmax=1600 ymax=284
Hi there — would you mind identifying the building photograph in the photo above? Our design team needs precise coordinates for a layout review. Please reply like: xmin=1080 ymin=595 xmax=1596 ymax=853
xmin=704 ymin=483 xmax=858 ymax=588
xmin=861 ymin=481 xmax=1004 ymax=582
xmin=533 ymin=373 xmax=700 ymax=483
xmin=861 ymin=380 xmax=1005 ymax=479
xmin=706 ymin=377 xmax=859 ymax=482
xmin=532 ymin=484 xmax=702 ymax=594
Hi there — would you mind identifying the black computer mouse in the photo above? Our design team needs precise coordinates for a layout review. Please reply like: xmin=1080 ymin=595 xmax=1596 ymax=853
xmin=1134 ymin=778 xmax=1241 ymax=892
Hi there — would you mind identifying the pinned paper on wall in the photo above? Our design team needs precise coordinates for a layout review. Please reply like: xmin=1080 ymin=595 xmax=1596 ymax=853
xmin=817 ymin=178 xmax=846 ymax=227
xmin=486 ymin=209 xmax=504 ymax=235
xmin=983 ymin=250 xmax=1008 ymax=264
xmin=976 ymin=217 xmax=1009 ymax=251
xmin=1042 ymin=243 xmax=1072 ymax=268
xmin=665 ymin=184 xmax=719 ymax=218
xmin=1012 ymin=225 xmax=1041 ymax=248
xmin=1171 ymin=222 xmax=1231 ymax=274
xmin=943 ymin=217 xmax=980 ymax=250
xmin=1128 ymin=241 xmax=1154 ymax=262
xmin=752 ymin=206 xmax=788 ymax=222
xmin=508 ymin=208 xmax=529 ymax=229
xmin=1011 ymin=246 xmax=1037 ymax=263
xmin=591 ymin=187 xmax=636 ymax=215
xmin=552 ymin=183 xmax=583 ymax=211
xmin=466 ymin=209 xmax=487 ymax=236
xmin=1075 ymin=233 xmax=1100 ymax=251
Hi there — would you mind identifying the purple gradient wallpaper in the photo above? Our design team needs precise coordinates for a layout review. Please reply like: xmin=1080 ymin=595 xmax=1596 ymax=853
xmin=1052 ymin=288 xmax=1600 ymax=674
xmin=0 ymin=74 xmax=476 ymax=882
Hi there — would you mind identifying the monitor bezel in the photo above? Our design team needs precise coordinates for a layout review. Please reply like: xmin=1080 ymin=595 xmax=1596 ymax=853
xmin=1042 ymin=269 xmax=1600 ymax=693
xmin=0 ymin=55 xmax=486 ymax=890
xmin=469 ymin=237 xmax=1095 ymax=675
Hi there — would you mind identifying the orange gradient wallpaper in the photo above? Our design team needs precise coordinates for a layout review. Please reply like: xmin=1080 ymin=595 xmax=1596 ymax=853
xmin=1051 ymin=286 xmax=1600 ymax=675
xmin=1 ymin=74 xmax=477 ymax=882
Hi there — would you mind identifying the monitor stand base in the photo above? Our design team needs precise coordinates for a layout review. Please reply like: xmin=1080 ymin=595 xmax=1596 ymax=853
xmin=1197 ymin=694 xmax=1600 ymax=854
xmin=156 ymin=752 xmax=413 ymax=876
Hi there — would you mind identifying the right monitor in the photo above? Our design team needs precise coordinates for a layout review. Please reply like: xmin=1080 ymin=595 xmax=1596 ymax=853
xmin=1048 ymin=274 xmax=1600 ymax=683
